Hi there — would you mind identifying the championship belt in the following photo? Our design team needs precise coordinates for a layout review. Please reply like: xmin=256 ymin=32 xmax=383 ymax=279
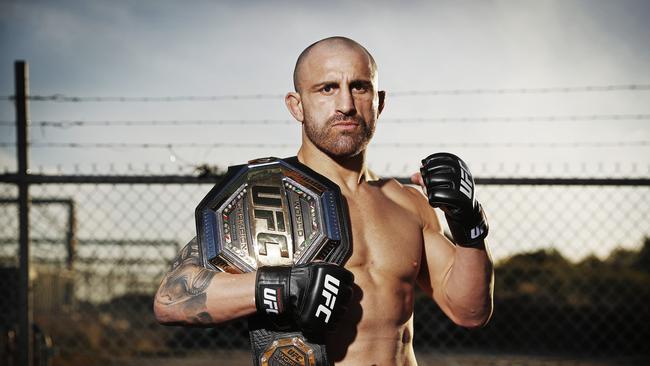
xmin=195 ymin=156 xmax=351 ymax=366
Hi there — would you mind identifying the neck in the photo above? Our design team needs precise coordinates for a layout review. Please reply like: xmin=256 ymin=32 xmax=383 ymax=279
xmin=296 ymin=141 xmax=369 ymax=193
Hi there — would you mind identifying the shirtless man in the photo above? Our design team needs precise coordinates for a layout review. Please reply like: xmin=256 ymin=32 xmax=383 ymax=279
xmin=154 ymin=36 xmax=494 ymax=365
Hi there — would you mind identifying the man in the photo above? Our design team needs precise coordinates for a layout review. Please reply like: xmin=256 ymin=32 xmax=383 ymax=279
xmin=154 ymin=36 xmax=494 ymax=365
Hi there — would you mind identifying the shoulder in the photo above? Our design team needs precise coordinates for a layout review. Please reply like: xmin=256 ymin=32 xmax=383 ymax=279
xmin=369 ymin=177 xmax=432 ymax=216
xmin=377 ymin=177 xmax=443 ymax=232
xmin=374 ymin=177 xmax=425 ymax=204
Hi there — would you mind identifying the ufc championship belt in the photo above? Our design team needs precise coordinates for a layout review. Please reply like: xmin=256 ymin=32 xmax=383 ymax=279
xmin=195 ymin=156 xmax=351 ymax=366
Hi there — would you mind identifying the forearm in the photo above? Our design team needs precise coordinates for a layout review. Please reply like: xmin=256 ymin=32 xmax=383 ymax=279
xmin=443 ymin=241 xmax=494 ymax=327
xmin=417 ymin=153 xmax=494 ymax=327
xmin=205 ymin=271 xmax=257 ymax=322
xmin=153 ymin=238 xmax=257 ymax=326
xmin=154 ymin=266 xmax=256 ymax=326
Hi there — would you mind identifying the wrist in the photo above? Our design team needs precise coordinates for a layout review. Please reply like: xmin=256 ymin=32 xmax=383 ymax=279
xmin=255 ymin=266 xmax=292 ymax=316
xmin=445 ymin=202 xmax=489 ymax=247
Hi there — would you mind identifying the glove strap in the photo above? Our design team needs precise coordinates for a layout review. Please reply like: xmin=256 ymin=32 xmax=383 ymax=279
xmin=256 ymin=266 xmax=291 ymax=316
xmin=446 ymin=202 xmax=489 ymax=247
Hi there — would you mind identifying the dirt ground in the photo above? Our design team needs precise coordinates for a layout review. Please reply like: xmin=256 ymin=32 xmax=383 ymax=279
xmin=115 ymin=351 xmax=650 ymax=366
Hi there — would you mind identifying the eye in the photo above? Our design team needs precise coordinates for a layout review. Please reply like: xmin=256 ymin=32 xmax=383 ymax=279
xmin=352 ymin=85 xmax=367 ymax=93
xmin=320 ymin=84 xmax=336 ymax=95
xmin=351 ymin=81 xmax=371 ymax=94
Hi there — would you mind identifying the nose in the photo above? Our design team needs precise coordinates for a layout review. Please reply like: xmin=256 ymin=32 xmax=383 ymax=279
xmin=336 ymin=86 xmax=357 ymax=116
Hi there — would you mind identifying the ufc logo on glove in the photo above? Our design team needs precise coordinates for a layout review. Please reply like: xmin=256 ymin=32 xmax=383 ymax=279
xmin=315 ymin=274 xmax=340 ymax=323
xmin=263 ymin=287 xmax=282 ymax=314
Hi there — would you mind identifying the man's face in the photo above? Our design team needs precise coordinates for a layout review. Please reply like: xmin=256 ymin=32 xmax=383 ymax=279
xmin=297 ymin=45 xmax=382 ymax=158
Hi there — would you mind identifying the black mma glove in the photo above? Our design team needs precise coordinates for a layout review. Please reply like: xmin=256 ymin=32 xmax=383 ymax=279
xmin=255 ymin=262 xmax=354 ymax=333
xmin=420 ymin=152 xmax=489 ymax=247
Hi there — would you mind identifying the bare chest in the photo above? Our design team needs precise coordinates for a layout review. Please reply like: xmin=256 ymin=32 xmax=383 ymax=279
xmin=343 ymin=188 xmax=423 ymax=282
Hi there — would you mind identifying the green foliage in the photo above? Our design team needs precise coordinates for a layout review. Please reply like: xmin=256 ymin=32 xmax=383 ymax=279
xmin=446 ymin=237 xmax=650 ymax=355
xmin=496 ymin=238 xmax=650 ymax=307
xmin=496 ymin=248 xmax=575 ymax=304
xmin=634 ymin=237 xmax=650 ymax=273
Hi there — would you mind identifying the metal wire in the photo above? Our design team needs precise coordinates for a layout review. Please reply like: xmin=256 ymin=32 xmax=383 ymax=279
xmin=1 ymin=84 xmax=648 ymax=102
xmin=1 ymin=114 xmax=649 ymax=127
xmin=1 ymin=175 xmax=649 ymax=365
xmin=0 ymin=141 xmax=647 ymax=149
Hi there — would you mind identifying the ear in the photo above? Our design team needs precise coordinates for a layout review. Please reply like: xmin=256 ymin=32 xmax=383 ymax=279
xmin=378 ymin=90 xmax=386 ymax=115
xmin=285 ymin=92 xmax=304 ymax=123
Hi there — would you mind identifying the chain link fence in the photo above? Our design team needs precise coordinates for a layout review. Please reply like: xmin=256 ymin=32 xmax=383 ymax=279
xmin=1 ymin=173 xmax=649 ymax=365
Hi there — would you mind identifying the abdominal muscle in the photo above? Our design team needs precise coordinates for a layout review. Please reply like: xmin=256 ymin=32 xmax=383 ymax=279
xmin=325 ymin=265 xmax=419 ymax=366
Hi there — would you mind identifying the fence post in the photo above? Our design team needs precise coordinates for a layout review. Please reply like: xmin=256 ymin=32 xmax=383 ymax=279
xmin=16 ymin=60 xmax=33 ymax=366
xmin=66 ymin=201 xmax=76 ymax=271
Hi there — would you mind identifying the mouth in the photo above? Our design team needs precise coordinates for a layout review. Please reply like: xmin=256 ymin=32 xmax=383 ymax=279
xmin=332 ymin=120 xmax=360 ymax=130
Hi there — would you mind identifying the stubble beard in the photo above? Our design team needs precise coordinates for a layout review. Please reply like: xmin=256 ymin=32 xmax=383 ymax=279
xmin=303 ymin=113 xmax=375 ymax=158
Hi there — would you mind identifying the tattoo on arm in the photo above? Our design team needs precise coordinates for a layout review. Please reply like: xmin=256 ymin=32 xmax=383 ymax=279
xmin=171 ymin=238 xmax=202 ymax=269
xmin=156 ymin=238 xmax=217 ymax=325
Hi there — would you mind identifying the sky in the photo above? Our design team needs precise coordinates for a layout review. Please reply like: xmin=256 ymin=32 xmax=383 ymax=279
xmin=0 ymin=0 xmax=649 ymax=261
xmin=0 ymin=0 xmax=648 ymax=177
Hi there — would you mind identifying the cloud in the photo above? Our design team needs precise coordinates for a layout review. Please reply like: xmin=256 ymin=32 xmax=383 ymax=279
xmin=0 ymin=0 xmax=648 ymax=174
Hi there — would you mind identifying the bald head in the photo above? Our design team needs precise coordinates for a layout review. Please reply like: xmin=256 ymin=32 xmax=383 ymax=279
xmin=292 ymin=36 xmax=377 ymax=93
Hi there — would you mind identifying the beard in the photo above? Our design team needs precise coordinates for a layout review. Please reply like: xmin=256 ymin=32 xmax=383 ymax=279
xmin=303 ymin=113 xmax=376 ymax=158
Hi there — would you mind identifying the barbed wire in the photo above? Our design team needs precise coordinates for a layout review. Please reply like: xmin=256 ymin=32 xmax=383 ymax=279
xmin=10 ymin=160 xmax=648 ymax=176
xmin=389 ymin=84 xmax=650 ymax=96
xmin=1 ymin=114 xmax=649 ymax=128
xmin=0 ymin=141 xmax=647 ymax=149
xmin=0 ymin=93 xmax=285 ymax=102
xmin=0 ymin=119 xmax=292 ymax=127
xmin=1 ymin=84 xmax=649 ymax=102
